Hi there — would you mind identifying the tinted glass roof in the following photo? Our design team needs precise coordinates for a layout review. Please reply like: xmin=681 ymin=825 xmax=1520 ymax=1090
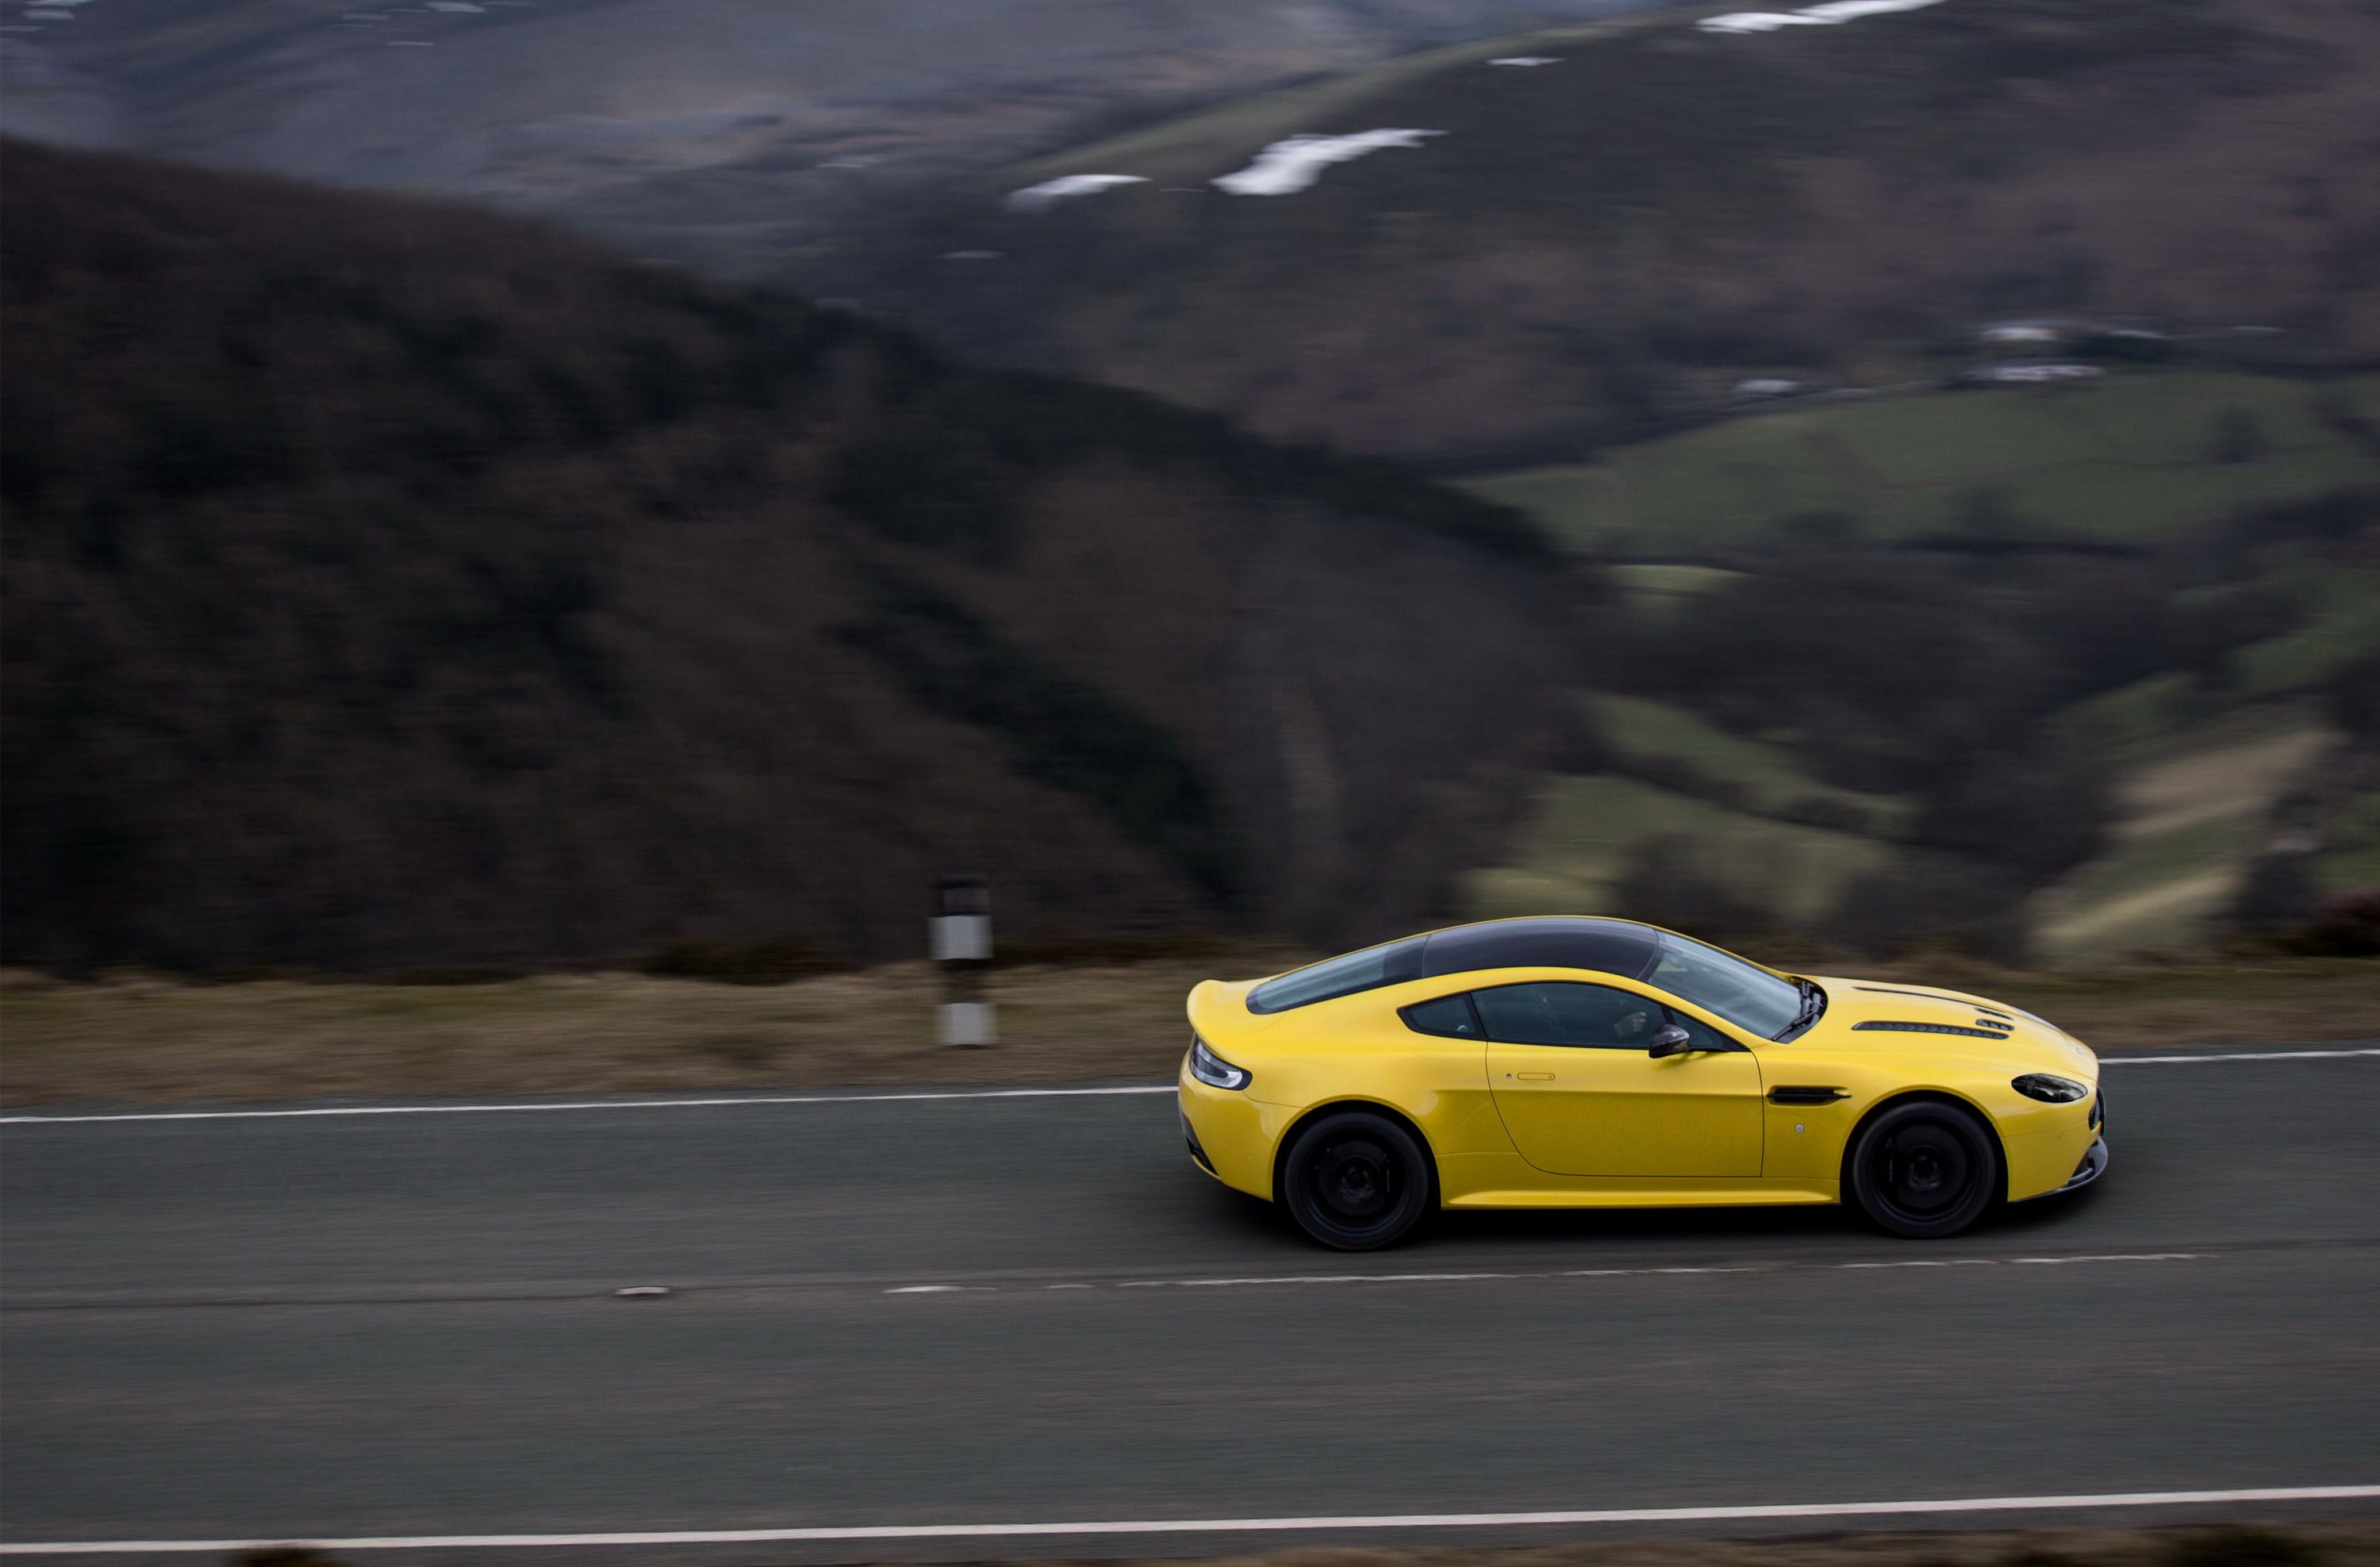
xmin=1246 ymin=918 xmax=1661 ymax=1013
xmin=1417 ymin=917 xmax=1660 ymax=982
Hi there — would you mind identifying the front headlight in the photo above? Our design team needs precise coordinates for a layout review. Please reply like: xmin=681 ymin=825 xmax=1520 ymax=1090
xmin=1188 ymin=1035 xmax=1252 ymax=1091
xmin=2013 ymin=1072 xmax=2090 ymax=1104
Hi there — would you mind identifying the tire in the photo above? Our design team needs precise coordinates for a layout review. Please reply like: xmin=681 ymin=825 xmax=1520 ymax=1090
xmin=1846 ymin=1098 xmax=2000 ymax=1239
xmin=1280 ymin=1109 xmax=1434 ymax=1251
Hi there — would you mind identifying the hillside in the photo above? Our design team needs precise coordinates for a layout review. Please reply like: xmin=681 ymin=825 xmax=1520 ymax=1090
xmin=0 ymin=140 xmax=1580 ymax=974
xmin=795 ymin=0 xmax=2380 ymax=464
xmin=0 ymin=0 xmax=1657 ymax=278
xmin=1456 ymin=372 xmax=2380 ymax=963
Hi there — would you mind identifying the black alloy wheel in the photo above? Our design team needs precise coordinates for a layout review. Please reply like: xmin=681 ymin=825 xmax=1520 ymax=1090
xmin=1847 ymin=1099 xmax=1999 ymax=1239
xmin=1280 ymin=1109 xmax=1434 ymax=1250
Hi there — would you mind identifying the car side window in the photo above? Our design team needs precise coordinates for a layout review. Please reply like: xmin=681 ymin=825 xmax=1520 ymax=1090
xmin=1401 ymin=993 xmax=1483 ymax=1039
xmin=1472 ymin=981 xmax=1663 ymax=1049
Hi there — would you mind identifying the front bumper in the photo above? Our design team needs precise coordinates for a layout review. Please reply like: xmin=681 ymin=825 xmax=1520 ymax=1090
xmin=2017 ymin=1135 xmax=2109 ymax=1200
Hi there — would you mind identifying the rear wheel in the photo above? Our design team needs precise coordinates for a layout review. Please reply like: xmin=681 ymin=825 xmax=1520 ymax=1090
xmin=1280 ymin=1110 xmax=1433 ymax=1251
xmin=1848 ymin=1099 xmax=1999 ymax=1239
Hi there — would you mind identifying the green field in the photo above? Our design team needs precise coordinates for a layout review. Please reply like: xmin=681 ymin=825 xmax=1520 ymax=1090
xmin=1608 ymin=563 xmax=1745 ymax=618
xmin=1464 ymin=774 xmax=1900 ymax=928
xmin=1465 ymin=373 xmax=2380 ymax=557
xmin=1480 ymin=703 xmax=2342 ymax=964
xmin=2234 ymin=567 xmax=2380 ymax=698
xmin=1584 ymin=693 xmax=1906 ymax=828
xmin=1003 ymin=12 xmax=1673 ymax=186
xmin=2320 ymin=788 xmax=2380 ymax=893
xmin=2032 ymin=705 xmax=2335 ymax=962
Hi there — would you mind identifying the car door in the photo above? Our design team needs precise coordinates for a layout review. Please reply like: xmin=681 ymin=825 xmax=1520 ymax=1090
xmin=1478 ymin=981 xmax=1764 ymax=1177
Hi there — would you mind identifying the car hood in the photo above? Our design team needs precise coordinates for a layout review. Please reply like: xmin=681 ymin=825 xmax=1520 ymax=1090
xmin=1799 ymin=976 xmax=2098 ymax=1078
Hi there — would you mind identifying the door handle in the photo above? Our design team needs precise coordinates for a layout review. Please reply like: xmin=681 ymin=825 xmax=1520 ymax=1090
xmin=1513 ymin=1072 xmax=1555 ymax=1082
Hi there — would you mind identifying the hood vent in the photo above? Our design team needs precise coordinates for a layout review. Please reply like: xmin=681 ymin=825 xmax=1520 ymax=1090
xmin=1852 ymin=1020 xmax=2013 ymax=1040
xmin=1855 ymin=985 xmax=2014 ymax=1022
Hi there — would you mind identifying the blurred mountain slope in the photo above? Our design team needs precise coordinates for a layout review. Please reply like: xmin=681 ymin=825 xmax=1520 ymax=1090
xmin=0 ymin=140 xmax=1578 ymax=974
xmin=797 ymin=0 xmax=2380 ymax=463
xmin=0 ymin=0 xmax=1658 ymax=278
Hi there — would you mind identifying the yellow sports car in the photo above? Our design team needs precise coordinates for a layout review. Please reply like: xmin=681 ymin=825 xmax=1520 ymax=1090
xmin=1177 ymin=917 xmax=2106 ymax=1249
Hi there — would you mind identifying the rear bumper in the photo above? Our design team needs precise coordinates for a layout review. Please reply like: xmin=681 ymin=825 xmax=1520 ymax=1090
xmin=1177 ymin=1066 xmax=1278 ymax=1199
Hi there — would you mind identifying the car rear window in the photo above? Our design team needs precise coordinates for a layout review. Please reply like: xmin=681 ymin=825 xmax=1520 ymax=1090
xmin=1247 ymin=937 xmax=1425 ymax=1014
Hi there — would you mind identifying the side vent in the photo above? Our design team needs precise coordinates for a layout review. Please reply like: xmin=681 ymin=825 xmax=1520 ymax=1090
xmin=1852 ymin=1020 xmax=2012 ymax=1039
xmin=1768 ymin=1086 xmax=1851 ymax=1106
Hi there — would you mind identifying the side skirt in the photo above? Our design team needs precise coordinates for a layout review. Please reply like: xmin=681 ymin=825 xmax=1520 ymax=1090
xmin=1444 ymin=1185 xmax=1838 ymax=1210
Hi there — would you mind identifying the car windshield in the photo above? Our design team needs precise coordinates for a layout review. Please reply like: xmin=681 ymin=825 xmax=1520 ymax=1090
xmin=1645 ymin=933 xmax=1803 ymax=1039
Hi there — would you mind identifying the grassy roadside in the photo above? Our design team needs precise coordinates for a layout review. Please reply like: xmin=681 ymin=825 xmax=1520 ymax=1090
xmin=3 ymin=955 xmax=2375 ymax=1108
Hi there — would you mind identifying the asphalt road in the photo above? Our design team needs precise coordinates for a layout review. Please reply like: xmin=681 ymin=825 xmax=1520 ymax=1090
xmin=5 ymin=1051 xmax=2379 ymax=1561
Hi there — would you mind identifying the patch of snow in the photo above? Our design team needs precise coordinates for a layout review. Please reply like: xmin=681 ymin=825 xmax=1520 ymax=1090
xmin=1005 ymin=173 xmax=1146 ymax=212
xmin=1965 ymin=360 xmax=2102 ymax=384
xmin=940 ymin=250 xmax=1002 ymax=261
xmin=24 ymin=10 xmax=76 ymax=18
xmin=1212 ymin=129 xmax=1442 ymax=197
xmin=1488 ymin=56 xmax=1560 ymax=66
xmin=1979 ymin=321 xmax=2065 ymax=344
xmin=425 ymin=2 xmax=482 ymax=10
xmin=385 ymin=37 xmax=433 ymax=44
xmin=1699 ymin=0 xmax=1946 ymax=35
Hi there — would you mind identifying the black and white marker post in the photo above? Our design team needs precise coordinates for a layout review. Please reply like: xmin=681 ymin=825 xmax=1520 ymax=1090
xmin=931 ymin=873 xmax=995 ymax=1047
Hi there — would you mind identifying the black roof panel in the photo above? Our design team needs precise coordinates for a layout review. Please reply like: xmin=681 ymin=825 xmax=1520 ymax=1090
xmin=1245 ymin=918 xmax=1663 ymax=1014
xmin=1418 ymin=917 xmax=1660 ymax=982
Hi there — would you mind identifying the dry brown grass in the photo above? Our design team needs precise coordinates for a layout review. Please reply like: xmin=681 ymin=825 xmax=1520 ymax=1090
xmin=2 ymin=954 xmax=2376 ymax=1108
xmin=0 ymin=958 xmax=1257 ymax=1106
xmin=1024 ymin=1522 xmax=2379 ymax=1567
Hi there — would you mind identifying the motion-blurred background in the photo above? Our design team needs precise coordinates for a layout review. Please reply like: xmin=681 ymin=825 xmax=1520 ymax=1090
xmin=6 ymin=0 xmax=2379 ymax=993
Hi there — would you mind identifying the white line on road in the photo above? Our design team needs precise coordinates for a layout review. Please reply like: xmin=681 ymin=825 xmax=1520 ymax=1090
xmin=2 ymin=1045 xmax=2370 ymax=1127
xmin=1119 ymin=1271 xmax=1528 ymax=1288
xmin=892 ymin=1250 xmax=2207 ymax=1294
xmin=2102 ymin=1048 xmax=2380 ymax=1065
xmin=6 ymin=1484 xmax=2374 ymax=1554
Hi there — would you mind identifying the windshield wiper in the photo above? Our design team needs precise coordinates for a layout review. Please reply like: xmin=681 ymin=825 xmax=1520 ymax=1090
xmin=1775 ymin=977 xmax=1825 ymax=1040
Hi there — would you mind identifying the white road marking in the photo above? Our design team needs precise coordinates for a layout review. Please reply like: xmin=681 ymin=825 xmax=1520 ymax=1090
xmin=6 ymin=1485 xmax=2375 ymax=1554
xmin=2013 ymin=1253 xmax=2202 ymax=1266
xmin=2102 ymin=1048 xmax=2380 ymax=1065
xmin=888 ymin=1250 xmax=2213 ymax=1296
xmin=0 ymin=1085 xmax=1178 ymax=1127
xmin=1118 ymin=1271 xmax=1523 ymax=1288
xmin=1837 ymin=1258 xmax=1995 ymax=1269
xmin=2 ymin=1043 xmax=2367 ymax=1127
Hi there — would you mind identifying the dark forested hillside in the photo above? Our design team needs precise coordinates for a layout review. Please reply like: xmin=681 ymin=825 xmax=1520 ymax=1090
xmin=0 ymin=140 xmax=1578 ymax=974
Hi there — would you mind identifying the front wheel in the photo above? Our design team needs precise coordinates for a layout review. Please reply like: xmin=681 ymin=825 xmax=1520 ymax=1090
xmin=1847 ymin=1099 xmax=1999 ymax=1239
xmin=1280 ymin=1110 xmax=1434 ymax=1250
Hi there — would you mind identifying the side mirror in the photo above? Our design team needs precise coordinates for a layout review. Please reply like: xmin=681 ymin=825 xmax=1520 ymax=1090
xmin=1647 ymin=1024 xmax=1695 ymax=1058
